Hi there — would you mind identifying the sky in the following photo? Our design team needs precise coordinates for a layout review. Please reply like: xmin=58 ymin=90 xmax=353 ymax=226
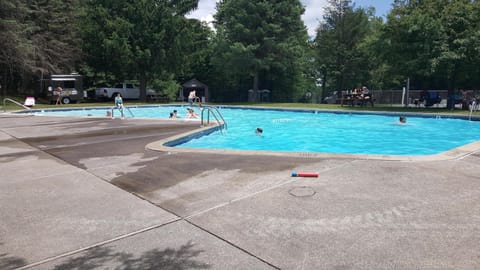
xmin=186 ymin=0 xmax=394 ymax=37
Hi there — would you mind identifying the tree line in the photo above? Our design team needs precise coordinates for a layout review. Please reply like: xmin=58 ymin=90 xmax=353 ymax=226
xmin=1 ymin=0 xmax=479 ymax=104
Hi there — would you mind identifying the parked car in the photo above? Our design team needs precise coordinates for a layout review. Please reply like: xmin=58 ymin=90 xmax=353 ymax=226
xmin=324 ymin=91 xmax=338 ymax=104
xmin=95 ymin=83 xmax=157 ymax=100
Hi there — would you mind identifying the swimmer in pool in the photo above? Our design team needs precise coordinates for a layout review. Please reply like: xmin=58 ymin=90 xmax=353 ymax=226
xmin=185 ymin=108 xmax=199 ymax=119
xmin=169 ymin=110 xmax=178 ymax=119
xmin=255 ymin=127 xmax=263 ymax=135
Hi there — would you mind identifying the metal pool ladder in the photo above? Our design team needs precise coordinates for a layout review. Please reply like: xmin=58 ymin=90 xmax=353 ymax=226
xmin=201 ymin=106 xmax=227 ymax=131
xmin=3 ymin=98 xmax=31 ymax=112
xmin=111 ymin=106 xmax=134 ymax=118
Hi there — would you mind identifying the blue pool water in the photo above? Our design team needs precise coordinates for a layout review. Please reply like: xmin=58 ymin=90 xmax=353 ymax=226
xmin=30 ymin=105 xmax=480 ymax=156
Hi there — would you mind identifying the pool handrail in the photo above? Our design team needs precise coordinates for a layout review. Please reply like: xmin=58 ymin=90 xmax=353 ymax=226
xmin=111 ymin=106 xmax=134 ymax=118
xmin=3 ymin=98 xmax=31 ymax=112
xmin=125 ymin=106 xmax=134 ymax=117
xmin=469 ymin=98 xmax=478 ymax=121
xmin=201 ymin=106 xmax=227 ymax=131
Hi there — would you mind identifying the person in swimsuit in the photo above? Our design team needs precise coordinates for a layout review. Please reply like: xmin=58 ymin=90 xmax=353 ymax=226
xmin=114 ymin=93 xmax=125 ymax=118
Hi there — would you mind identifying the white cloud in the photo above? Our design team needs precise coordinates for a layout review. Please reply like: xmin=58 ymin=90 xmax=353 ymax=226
xmin=185 ymin=0 xmax=218 ymax=29
xmin=301 ymin=0 xmax=329 ymax=37
xmin=186 ymin=0 xmax=218 ymax=22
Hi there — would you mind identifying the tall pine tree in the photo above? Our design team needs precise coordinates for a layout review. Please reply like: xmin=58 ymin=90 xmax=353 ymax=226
xmin=314 ymin=0 xmax=371 ymax=94
xmin=214 ymin=0 xmax=309 ymax=102
xmin=0 ymin=0 xmax=31 ymax=95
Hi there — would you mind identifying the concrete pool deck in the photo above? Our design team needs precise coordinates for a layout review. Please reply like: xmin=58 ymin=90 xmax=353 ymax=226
xmin=1 ymin=113 xmax=480 ymax=269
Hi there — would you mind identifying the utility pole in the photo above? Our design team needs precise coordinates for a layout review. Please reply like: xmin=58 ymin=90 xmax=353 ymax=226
xmin=406 ymin=78 xmax=410 ymax=108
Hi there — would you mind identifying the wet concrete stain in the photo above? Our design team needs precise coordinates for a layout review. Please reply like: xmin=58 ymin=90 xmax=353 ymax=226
xmin=111 ymin=151 xmax=320 ymax=195
xmin=15 ymin=120 xmax=320 ymax=198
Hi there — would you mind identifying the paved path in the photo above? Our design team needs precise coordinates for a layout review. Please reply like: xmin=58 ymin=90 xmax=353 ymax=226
xmin=1 ymin=114 xmax=480 ymax=269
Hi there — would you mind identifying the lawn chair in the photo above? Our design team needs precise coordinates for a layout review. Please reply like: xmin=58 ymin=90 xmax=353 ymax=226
xmin=424 ymin=92 xmax=442 ymax=107
xmin=24 ymin=97 xmax=35 ymax=107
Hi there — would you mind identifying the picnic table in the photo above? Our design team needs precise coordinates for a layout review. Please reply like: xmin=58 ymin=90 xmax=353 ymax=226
xmin=341 ymin=93 xmax=374 ymax=107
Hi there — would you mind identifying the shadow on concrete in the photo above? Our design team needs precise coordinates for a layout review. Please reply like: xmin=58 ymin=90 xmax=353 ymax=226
xmin=0 ymin=243 xmax=28 ymax=270
xmin=50 ymin=241 xmax=210 ymax=270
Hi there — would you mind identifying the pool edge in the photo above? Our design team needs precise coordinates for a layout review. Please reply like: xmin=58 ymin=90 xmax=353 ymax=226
xmin=146 ymin=125 xmax=480 ymax=162
xmin=10 ymin=105 xmax=480 ymax=161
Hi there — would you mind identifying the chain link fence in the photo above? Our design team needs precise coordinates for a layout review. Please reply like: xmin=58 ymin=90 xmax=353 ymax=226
xmin=324 ymin=89 xmax=480 ymax=109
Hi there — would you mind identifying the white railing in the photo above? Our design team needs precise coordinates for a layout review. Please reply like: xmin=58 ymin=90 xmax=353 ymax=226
xmin=469 ymin=99 xmax=478 ymax=121
xmin=111 ymin=106 xmax=134 ymax=118
xmin=3 ymin=98 xmax=31 ymax=112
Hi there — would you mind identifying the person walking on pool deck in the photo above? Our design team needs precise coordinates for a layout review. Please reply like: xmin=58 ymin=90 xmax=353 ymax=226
xmin=188 ymin=89 xmax=197 ymax=106
xmin=113 ymin=93 xmax=125 ymax=118
xmin=55 ymin=86 xmax=63 ymax=105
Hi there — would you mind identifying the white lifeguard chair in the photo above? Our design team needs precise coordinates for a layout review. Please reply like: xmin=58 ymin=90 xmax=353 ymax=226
xmin=24 ymin=96 xmax=35 ymax=107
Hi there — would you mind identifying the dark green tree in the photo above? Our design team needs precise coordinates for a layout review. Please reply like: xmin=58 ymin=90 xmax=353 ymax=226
xmin=434 ymin=0 xmax=480 ymax=98
xmin=314 ymin=0 xmax=371 ymax=97
xmin=155 ymin=19 xmax=214 ymax=100
xmin=26 ymin=0 xmax=83 ymax=97
xmin=383 ymin=0 xmax=480 ymax=106
xmin=1 ymin=0 xmax=83 ymax=96
xmin=214 ymin=0 xmax=309 ymax=102
xmin=27 ymin=0 xmax=82 ymax=75
xmin=80 ymin=0 xmax=200 ymax=101
xmin=0 ymin=0 xmax=31 ymax=95
xmin=357 ymin=12 xmax=400 ymax=90
xmin=170 ymin=19 xmax=214 ymax=84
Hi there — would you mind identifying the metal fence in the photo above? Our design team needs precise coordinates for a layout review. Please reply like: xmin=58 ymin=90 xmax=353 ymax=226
xmin=359 ymin=89 xmax=480 ymax=107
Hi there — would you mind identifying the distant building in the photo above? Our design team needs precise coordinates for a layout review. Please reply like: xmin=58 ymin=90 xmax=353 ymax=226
xmin=179 ymin=79 xmax=209 ymax=103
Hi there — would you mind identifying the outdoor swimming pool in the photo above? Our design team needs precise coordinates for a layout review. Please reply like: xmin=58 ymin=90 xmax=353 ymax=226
xmin=30 ymin=105 xmax=480 ymax=156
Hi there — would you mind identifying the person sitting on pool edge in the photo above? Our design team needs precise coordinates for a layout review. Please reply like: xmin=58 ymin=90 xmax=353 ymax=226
xmin=114 ymin=93 xmax=125 ymax=118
